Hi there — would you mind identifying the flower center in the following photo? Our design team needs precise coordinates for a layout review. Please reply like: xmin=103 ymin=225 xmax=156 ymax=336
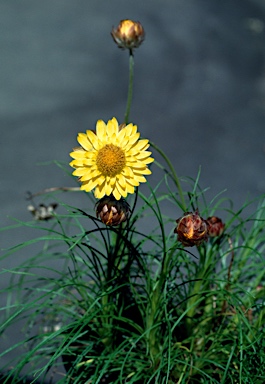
xmin=96 ymin=144 xmax=126 ymax=177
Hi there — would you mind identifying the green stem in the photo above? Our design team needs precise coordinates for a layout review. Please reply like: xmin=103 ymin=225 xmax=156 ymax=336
xmin=150 ymin=141 xmax=186 ymax=212
xmin=124 ymin=50 xmax=134 ymax=124
xmin=147 ymin=247 xmax=173 ymax=364
xmin=185 ymin=245 xmax=212 ymax=334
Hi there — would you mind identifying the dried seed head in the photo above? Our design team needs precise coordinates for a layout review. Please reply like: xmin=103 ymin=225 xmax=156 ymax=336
xmin=174 ymin=210 xmax=208 ymax=247
xmin=111 ymin=19 xmax=145 ymax=50
xmin=95 ymin=195 xmax=131 ymax=226
xmin=27 ymin=203 xmax=58 ymax=221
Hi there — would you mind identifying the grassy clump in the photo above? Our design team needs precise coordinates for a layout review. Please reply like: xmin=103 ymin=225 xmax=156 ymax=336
xmin=1 ymin=180 xmax=265 ymax=383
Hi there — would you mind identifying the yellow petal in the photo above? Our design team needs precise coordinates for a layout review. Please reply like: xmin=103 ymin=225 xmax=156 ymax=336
xmin=70 ymin=159 xmax=85 ymax=167
xmin=130 ymin=139 xmax=150 ymax=152
xmin=116 ymin=181 xmax=127 ymax=198
xmin=96 ymin=120 xmax=107 ymax=141
xmin=125 ymin=183 xmax=135 ymax=194
xmin=127 ymin=161 xmax=147 ymax=168
xmin=134 ymin=151 xmax=152 ymax=159
xmin=72 ymin=167 xmax=88 ymax=176
xmin=80 ymin=177 xmax=98 ymax=192
xmin=69 ymin=150 xmax=86 ymax=159
xmin=96 ymin=175 xmax=106 ymax=186
xmin=116 ymin=173 xmax=126 ymax=189
xmin=140 ymin=168 xmax=152 ymax=175
xmin=117 ymin=127 xmax=127 ymax=142
xmin=104 ymin=182 xmax=113 ymax=196
xmin=83 ymin=158 xmax=96 ymax=166
xmin=94 ymin=184 xmax=106 ymax=199
xmin=126 ymin=177 xmax=140 ymax=187
xmin=139 ymin=157 xmax=154 ymax=164
xmin=119 ymin=137 xmax=130 ymax=150
xmin=84 ymin=178 xmax=100 ymax=190
xmin=86 ymin=130 xmax=100 ymax=150
xmin=112 ymin=188 xmax=121 ymax=200
xmin=131 ymin=124 xmax=138 ymax=135
xmin=80 ymin=184 xmax=93 ymax=192
xmin=133 ymin=174 xmax=147 ymax=183
xmin=107 ymin=117 xmax=119 ymax=137
xmin=84 ymin=151 xmax=95 ymax=159
xmin=123 ymin=123 xmax=133 ymax=136
xmin=111 ymin=117 xmax=119 ymax=127
xmin=123 ymin=123 xmax=137 ymax=137
xmin=121 ymin=166 xmax=134 ymax=178
xmin=124 ymin=133 xmax=141 ymax=150
xmin=69 ymin=159 xmax=79 ymax=167
xmin=80 ymin=169 xmax=101 ymax=181
xmin=77 ymin=133 xmax=93 ymax=151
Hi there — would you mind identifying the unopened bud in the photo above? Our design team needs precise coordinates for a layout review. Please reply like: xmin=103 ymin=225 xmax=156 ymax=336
xmin=174 ymin=211 xmax=208 ymax=247
xmin=111 ymin=19 xmax=145 ymax=50
xmin=96 ymin=195 xmax=131 ymax=226
xmin=206 ymin=216 xmax=225 ymax=237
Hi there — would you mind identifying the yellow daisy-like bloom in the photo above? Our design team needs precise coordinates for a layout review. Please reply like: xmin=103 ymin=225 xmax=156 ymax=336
xmin=69 ymin=117 xmax=154 ymax=200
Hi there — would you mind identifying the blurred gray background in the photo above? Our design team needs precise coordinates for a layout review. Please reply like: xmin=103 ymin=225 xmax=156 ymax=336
xmin=1 ymin=0 xmax=265 ymax=377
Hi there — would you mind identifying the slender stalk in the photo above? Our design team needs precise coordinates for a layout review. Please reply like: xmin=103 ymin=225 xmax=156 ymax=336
xmin=150 ymin=141 xmax=186 ymax=211
xmin=147 ymin=247 xmax=173 ymax=364
xmin=124 ymin=49 xmax=134 ymax=124
xmin=185 ymin=245 xmax=212 ymax=334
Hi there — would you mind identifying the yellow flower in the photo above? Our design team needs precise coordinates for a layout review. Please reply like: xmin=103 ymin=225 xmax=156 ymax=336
xmin=69 ymin=117 xmax=154 ymax=200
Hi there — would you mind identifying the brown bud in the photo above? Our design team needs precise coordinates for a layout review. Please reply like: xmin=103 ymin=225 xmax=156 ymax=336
xmin=95 ymin=195 xmax=131 ymax=226
xmin=174 ymin=211 xmax=208 ymax=247
xmin=111 ymin=19 xmax=145 ymax=50
xmin=206 ymin=216 xmax=225 ymax=237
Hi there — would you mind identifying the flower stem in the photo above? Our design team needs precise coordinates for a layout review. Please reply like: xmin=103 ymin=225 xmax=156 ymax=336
xmin=150 ymin=141 xmax=187 ymax=212
xmin=185 ymin=245 xmax=212 ymax=334
xmin=147 ymin=247 xmax=174 ymax=364
xmin=124 ymin=49 xmax=134 ymax=124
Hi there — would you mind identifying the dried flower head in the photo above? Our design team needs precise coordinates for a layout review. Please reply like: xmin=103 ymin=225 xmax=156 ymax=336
xmin=27 ymin=203 xmax=58 ymax=221
xmin=69 ymin=117 xmax=154 ymax=200
xmin=175 ymin=211 xmax=208 ymax=247
xmin=111 ymin=19 xmax=145 ymax=50
xmin=206 ymin=216 xmax=225 ymax=237
xmin=96 ymin=195 xmax=131 ymax=226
